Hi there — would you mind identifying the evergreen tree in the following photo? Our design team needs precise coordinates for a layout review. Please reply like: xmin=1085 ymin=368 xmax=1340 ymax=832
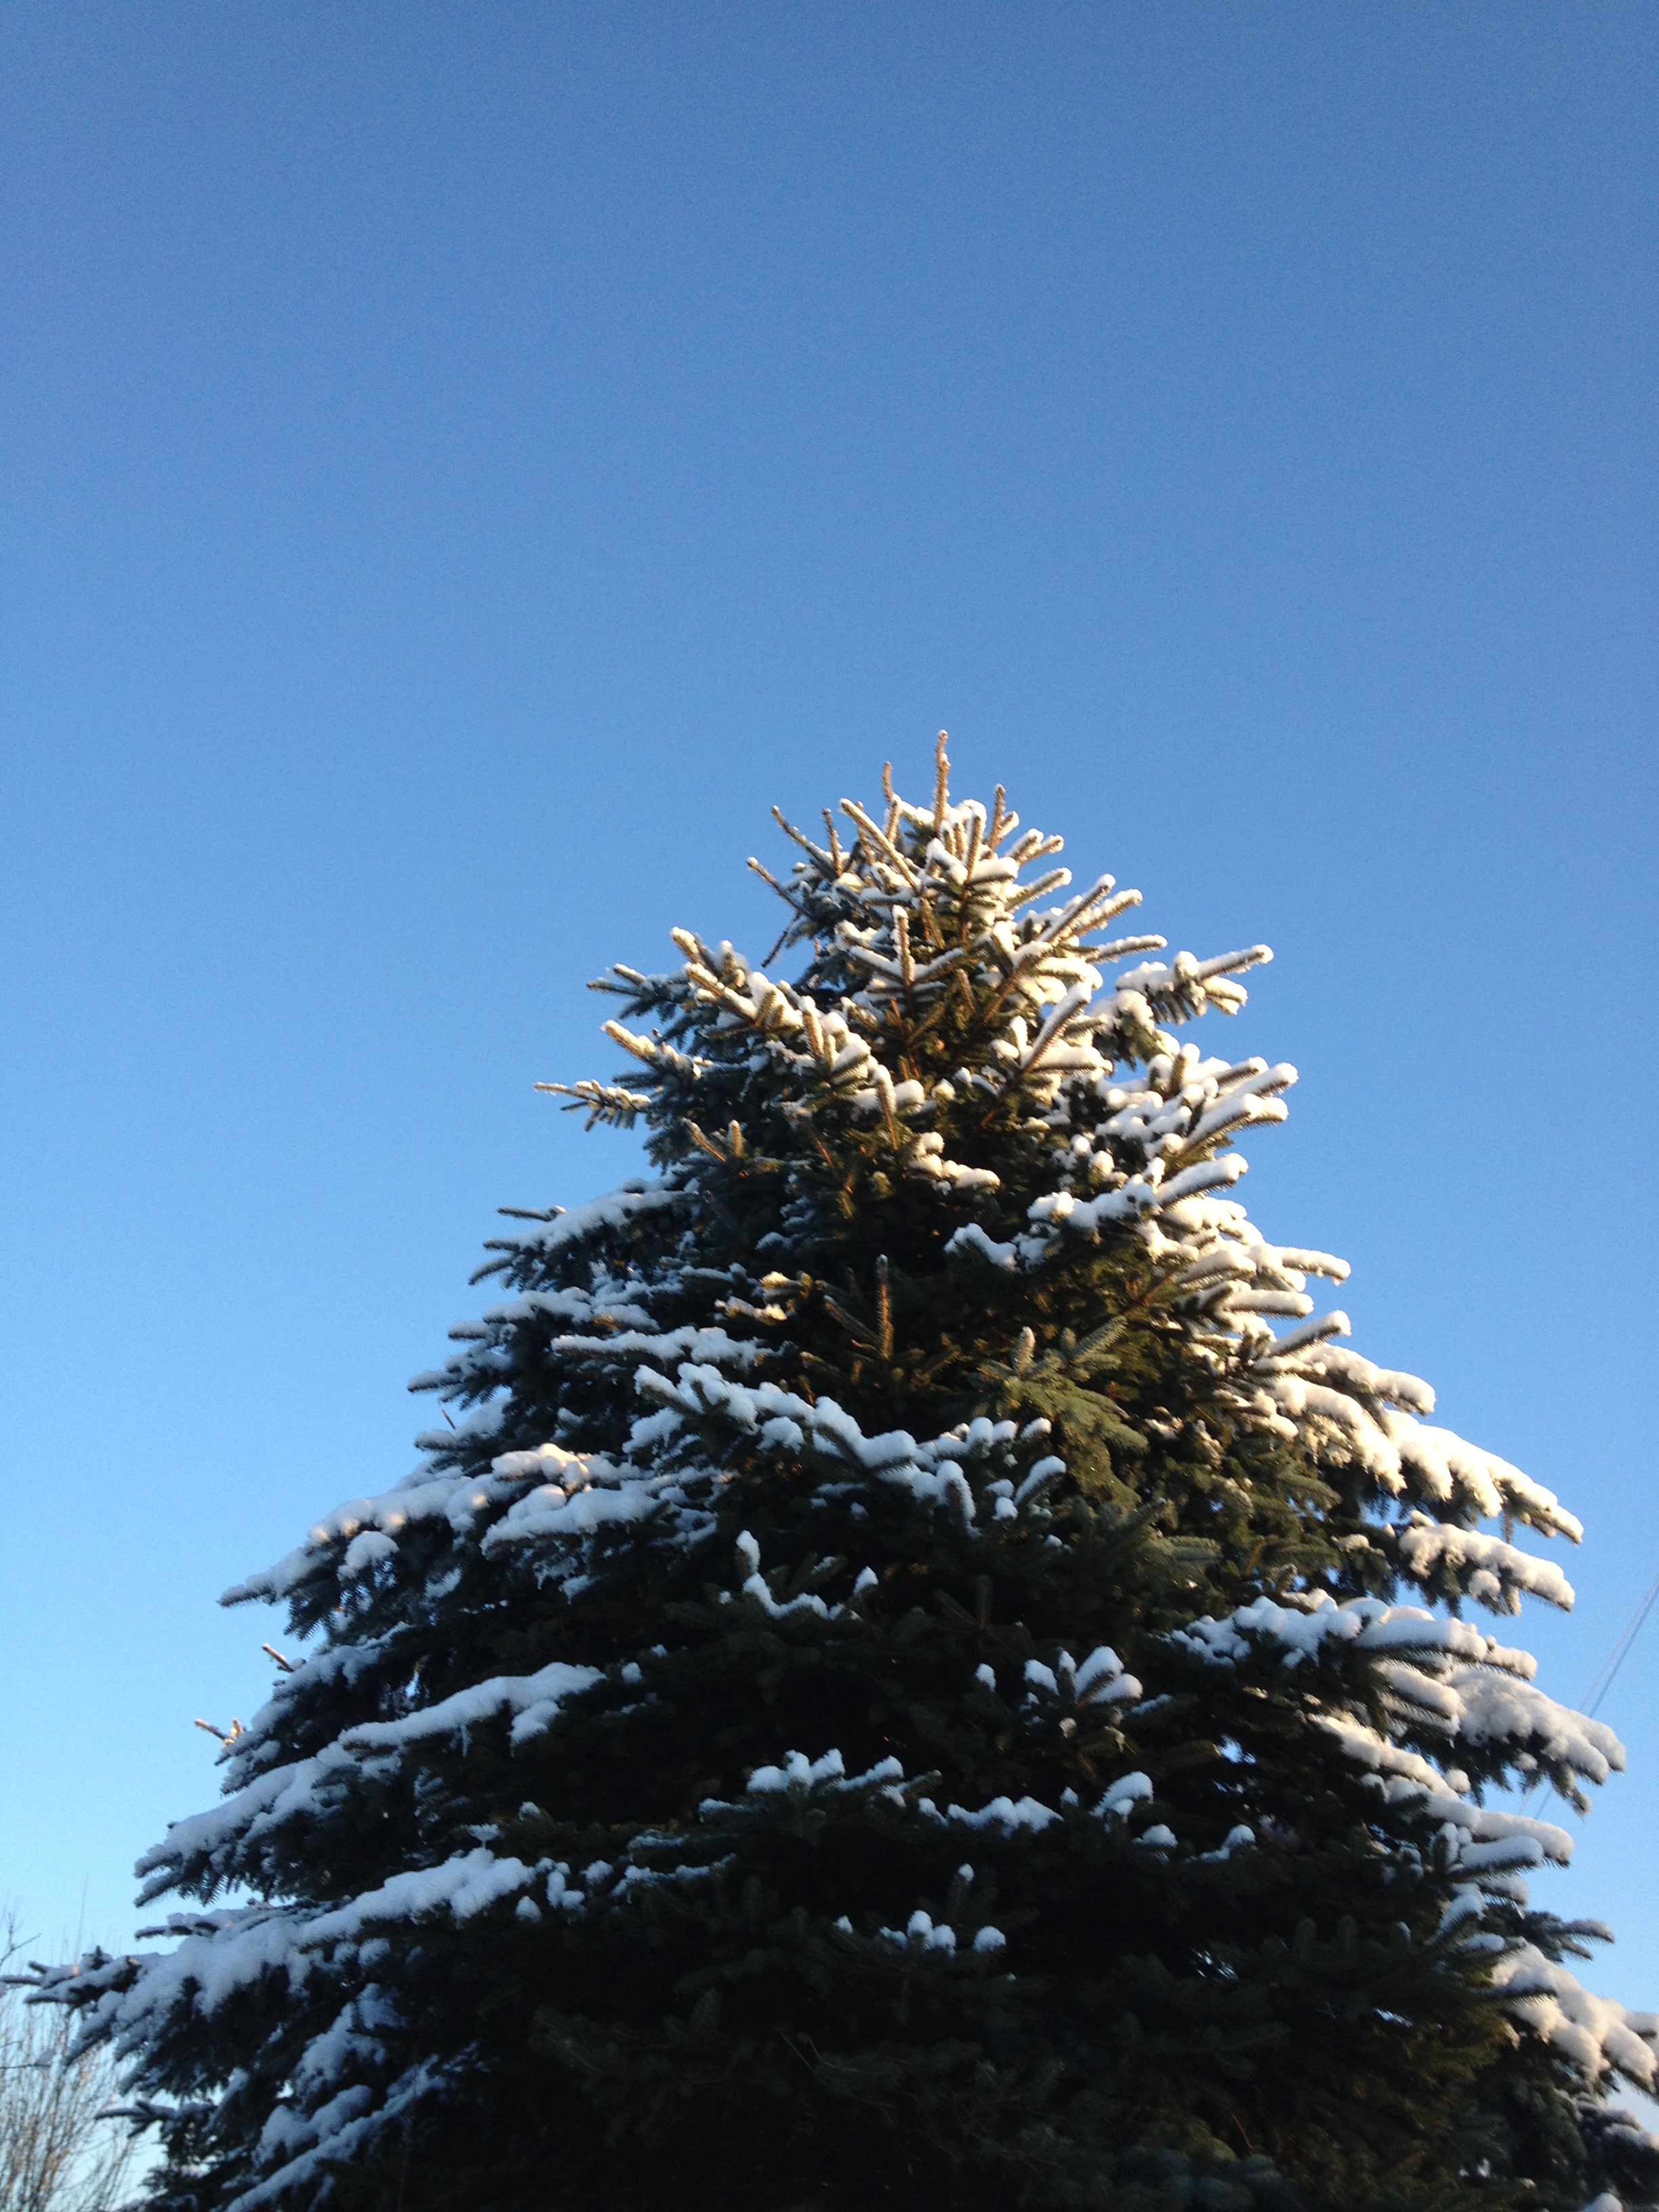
xmin=37 ymin=743 xmax=1659 ymax=2212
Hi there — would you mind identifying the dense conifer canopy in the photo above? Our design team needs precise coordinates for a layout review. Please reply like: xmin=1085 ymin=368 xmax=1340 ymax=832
xmin=33 ymin=744 xmax=1659 ymax=2211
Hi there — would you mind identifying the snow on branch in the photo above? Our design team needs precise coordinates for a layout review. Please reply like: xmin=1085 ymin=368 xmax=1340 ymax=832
xmin=1494 ymin=1947 xmax=1659 ymax=2089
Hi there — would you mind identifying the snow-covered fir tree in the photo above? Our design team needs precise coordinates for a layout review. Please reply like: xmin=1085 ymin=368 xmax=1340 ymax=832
xmin=36 ymin=742 xmax=1659 ymax=2211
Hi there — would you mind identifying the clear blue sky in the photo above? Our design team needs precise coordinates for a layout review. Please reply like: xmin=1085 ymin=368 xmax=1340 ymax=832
xmin=3 ymin=2 xmax=1655 ymax=2017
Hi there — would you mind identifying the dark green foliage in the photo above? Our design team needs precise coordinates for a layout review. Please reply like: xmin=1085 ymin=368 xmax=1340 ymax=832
xmin=34 ymin=745 xmax=1655 ymax=2212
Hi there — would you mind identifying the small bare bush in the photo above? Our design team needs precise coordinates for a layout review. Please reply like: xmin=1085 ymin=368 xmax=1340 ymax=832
xmin=1 ymin=1911 xmax=138 ymax=2212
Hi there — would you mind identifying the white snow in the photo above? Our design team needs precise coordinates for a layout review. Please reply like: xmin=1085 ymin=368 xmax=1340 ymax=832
xmin=1492 ymin=1948 xmax=1659 ymax=2087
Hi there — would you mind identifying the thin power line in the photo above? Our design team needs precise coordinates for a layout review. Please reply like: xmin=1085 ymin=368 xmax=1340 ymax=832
xmin=1578 ymin=1572 xmax=1659 ymax=1719
xmin=1526 ymin=1569 xmax=1659 ymax=1815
